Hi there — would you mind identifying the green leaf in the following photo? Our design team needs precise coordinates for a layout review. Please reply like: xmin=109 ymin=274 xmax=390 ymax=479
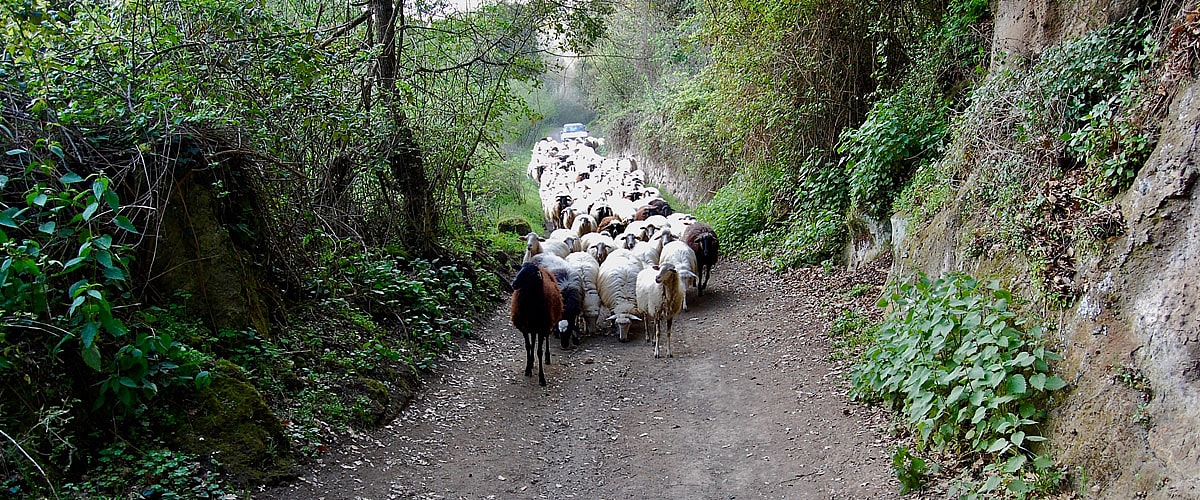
xmin=91 ymin=179 xmax=106 ymax=202
xmin=986 ymin=438 xmax=1009 ymax=453
xmin=80 ymin=322 xmax=99 ymax=349
xmin=95 ymin=250 xmax=113 ymax=268
xmin=1011 ymin=430 xmax=1025 ymax=447
xmin=982 ymin=474 xmax=1003 ymax=492
xmin=119 ymin=377 xmax=138 ymax=388
xmin=972 ymin=406 xmax=987 ymax=424
xmin=1032 ymin=454 xmax=1055 ymax=470
xmin=62 ymin=256 xmax=86 ymax=272
xmin=1012 ymin=351 xmax=1035 ymax=367
xmin=194 ymin=371 xmax=212 ymax=390
xmin=946 ymin=385 xmax=965 ymax=405
xmin=68 ymin=295 xmax=86 ymax=315
xmin=82 ymin=344 xmax=102 ymax=371
xmin=1029 ymin=373 xmax=1047 ymax=391
xmin=103 ymin=189 xmax=119 ymax=212
xmin=113 ymin=215 xmax=139 ymax=234
xmin=38 ymin=221 xmax=55 ymax=234
xmin=82 ymin=201 xmax=99 ymax=221
xmin=59 ymin=172 xmax=84 ymax=184
xmin=32 ymin=193 xmax=48 ymax=206
xmin=1008 ymin=477 xmax=1029 ymax=494
xmin=1043 ymin=376 xmax=1068 ymax=391
xmin=102 ymin=266 xmax=125 ymax=281
xmin=5 ymin=149 xmax=26 ymax=156
xmin=1019 ymin=402 xmax=1037 ymax=418
xmin=1002 ymin=453 xmax=1026 ymax=473
xmin=0 ymin=207 xmax=21 ymax=228
xmin=1007 ymin=374 xmax=1027 ymax=395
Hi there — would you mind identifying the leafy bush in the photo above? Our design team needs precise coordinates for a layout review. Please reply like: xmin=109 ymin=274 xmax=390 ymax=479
xmin=60 ymin=442 xmax=229 ymax=499
xmin=1 ymin=145 xmax=208 ymax=413
xmin=1031 ymin=16 xmax=1158 ymax=194
xmin=694 ymin=167 xmax=776 ymax=255
xmin=851 ymin=273 xmax=1067 ymax=460
xmin=828 ymin=308 xmax=875 ymax=361
xmin=839 ymin=87 xmax=948 ymax=220
xmin=892 ymin=445 xmax=930 ymax=495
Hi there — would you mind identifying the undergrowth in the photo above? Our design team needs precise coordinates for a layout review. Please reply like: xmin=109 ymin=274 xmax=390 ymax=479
xmin=852 ymin=273 xmax=1070 ymax=497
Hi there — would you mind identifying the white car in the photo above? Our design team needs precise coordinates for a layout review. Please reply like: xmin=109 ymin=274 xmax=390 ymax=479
xmin=561 ymin=123 xmax=588 ymax=140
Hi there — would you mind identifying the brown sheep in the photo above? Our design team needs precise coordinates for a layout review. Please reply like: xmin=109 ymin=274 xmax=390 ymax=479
xmin=510 ymin=263 xmax=564 ymax=386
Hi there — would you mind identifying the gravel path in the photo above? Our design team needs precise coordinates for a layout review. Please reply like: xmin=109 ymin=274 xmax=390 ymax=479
xmin=261 ymin=258 xmax=902 ymax=499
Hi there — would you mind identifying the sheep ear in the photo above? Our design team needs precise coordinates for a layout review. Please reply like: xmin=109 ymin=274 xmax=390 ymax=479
xmin=606 ymin=314 xmax=617 ymax=321
xmin=679 ymin=270 xmax=697 ymax=279
xmin=538 ymin=237 xmax=546 ymax=242
xmin=629 ymin=315 xmax=642 ymax=321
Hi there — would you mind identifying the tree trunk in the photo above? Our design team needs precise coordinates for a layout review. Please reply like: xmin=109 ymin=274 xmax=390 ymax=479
xmin=371 ymin=0 xmax=437 ymax=251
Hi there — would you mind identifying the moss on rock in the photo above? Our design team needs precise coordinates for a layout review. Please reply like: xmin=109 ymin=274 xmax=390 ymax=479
xmin=497 ymin=217 xmax=532 ymax=235
xmin=170 ymin=360 xmax=293 ymax=485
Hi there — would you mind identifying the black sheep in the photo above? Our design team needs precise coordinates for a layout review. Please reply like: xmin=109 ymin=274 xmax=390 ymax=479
xmin=531 ymin=254 xmax=583 ymax=349
xmin=510 ymin=263 xmax=564 ymax=386
xmin=683 ymin=222 xmax=719 ymax=295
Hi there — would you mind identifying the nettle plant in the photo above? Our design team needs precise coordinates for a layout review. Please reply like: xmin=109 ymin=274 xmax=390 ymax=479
xmin=851 ymin=273 xmax=1067 ymax=465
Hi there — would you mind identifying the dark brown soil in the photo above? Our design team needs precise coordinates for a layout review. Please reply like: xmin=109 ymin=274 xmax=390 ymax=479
xmin=260 ymin=258 xmax=903 ymax=499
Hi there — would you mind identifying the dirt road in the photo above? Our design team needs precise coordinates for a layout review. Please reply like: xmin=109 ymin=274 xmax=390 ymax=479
xmin=262 ymin=258 xmax=901 ymax=499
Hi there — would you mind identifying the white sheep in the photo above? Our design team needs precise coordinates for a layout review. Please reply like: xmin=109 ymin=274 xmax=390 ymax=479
xmin=597 ymin=250 xmax=643 ymax=342
xmin=524 ymin=232 xmax=570 ymax=262
xmin=630 ymin=239 xmax=661 ymax=269
xmin=635 ymin=263 xmax=687 ymax=358
xmin=571 ymin=214 xmax=598 ymax=237
xmin=548 ymin=229 xmax=580 ymax=253
xmin=659 ymin=240 xmax=699 ymax=311
xmin=565 ymin=252 xmax=601 ymax=339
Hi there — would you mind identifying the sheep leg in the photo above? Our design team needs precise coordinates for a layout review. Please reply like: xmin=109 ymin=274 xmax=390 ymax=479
xmin=652 ymin=318 xmax=662 ymax=358
xmin=523 ymin=331 xmax=534 ymax=377
xmin=537 ymin=331 xmax=548 ymax=387
xmin=665 ymin=317 xmax=674 ymax=358
xmin=560 ymin=318 xmax=573 ymax=350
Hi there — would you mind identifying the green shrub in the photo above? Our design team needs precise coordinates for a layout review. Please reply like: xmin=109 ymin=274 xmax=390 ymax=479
xmin=61 ymin=442 xmax=230 ymax=498
xmin=851 ymin=273 xmax=1067 ymax=459
xmin=694 ymin=167 xmax=775 ymax=255
xmin=1030 ymin=16 xmax=1158 ymax=194
xmin=892 ymin=445 xmax=930 ymax=495
xmin=839 ymin=87 xmax=948 ymax=220
xmin=828 ymin=308 xmax=875 ymax=361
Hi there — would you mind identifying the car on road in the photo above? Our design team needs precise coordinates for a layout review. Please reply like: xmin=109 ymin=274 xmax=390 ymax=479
xmin=561 ymin=122 xmax=588 ymax=140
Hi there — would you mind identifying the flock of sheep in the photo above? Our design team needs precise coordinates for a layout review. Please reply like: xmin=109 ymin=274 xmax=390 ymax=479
xmin=509 ymin=135 xmax=720 ymax=386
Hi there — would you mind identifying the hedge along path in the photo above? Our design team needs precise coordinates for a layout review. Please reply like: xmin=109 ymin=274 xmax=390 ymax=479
xmin=263 ymin=258 xmax=903 ymax=499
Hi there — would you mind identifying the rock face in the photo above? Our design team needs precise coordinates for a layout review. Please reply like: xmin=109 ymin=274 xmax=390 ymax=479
xmin=890 ymin=4 xmax=1200 ymax=497
xmin=1046 ymin=78 xmax=1200 ymax=498
xmin=991 ymin=0 xmax=1141 ymax=68
xmin=170 ymin=361 xmax=294 ymax=485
